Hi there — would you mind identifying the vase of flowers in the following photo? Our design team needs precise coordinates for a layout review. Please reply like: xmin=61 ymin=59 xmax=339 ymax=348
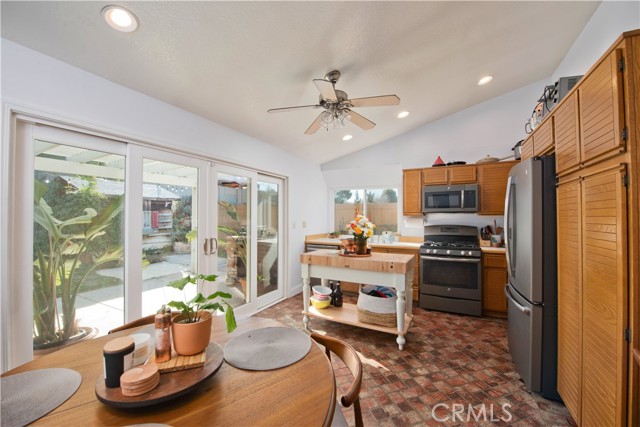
xmin=346 ymin=214 xmax=376 ymax=255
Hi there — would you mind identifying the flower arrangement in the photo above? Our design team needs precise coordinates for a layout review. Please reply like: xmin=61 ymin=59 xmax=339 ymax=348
xmin=346 ymin=214 xmax=376 ymax=242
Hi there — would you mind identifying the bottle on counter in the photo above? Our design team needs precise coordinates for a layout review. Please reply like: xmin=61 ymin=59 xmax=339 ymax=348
xmin=333 ymin=282 xmax=343 ymax=308
xmin=329 ymin=281 xmax=335 ymax=306
xmin=154 ymin=304 xmax=172 ymax=363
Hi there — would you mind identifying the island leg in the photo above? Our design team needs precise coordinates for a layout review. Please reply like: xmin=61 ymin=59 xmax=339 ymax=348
xmin=396 ymin=290 xmax=406 ymax=350
xmin=302 ymin=277 xmax=311 ymax=329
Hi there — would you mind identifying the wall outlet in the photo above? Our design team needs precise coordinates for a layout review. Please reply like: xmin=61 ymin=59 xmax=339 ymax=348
xmin=302 ymin=221 xmax=307 ymax=228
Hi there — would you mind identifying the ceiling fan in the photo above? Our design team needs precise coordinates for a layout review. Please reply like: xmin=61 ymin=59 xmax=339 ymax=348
xmin=267 ymin=70 xmax=400 ymax=135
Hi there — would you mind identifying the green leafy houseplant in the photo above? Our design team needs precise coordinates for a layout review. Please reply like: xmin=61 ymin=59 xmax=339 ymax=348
xmin=33 ymin=180 xmax=124 ymax=346
xmin=167 ymin=273 xmax=237 ymax=333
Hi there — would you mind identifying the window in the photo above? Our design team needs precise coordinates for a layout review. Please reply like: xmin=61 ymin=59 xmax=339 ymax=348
xmin=333 ymin=188 xmax=398 ymax=234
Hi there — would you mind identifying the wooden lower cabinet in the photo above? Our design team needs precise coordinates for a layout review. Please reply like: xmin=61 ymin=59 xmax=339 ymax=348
xmin=556 ymin=179 xmax=583 ymax=424
xmin=372 ymin=247 xmax=420 ymax=302
xmin=557 ymin=166 xmax=628 ymax=426
xmin=481 ymin=252 xmax=507 ymax=317
xmin=581 ymin=166 xmax=628 ymax=426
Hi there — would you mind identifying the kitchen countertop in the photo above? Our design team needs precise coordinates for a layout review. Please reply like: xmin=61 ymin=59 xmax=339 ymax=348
xmin=305 ymin=237 xmax=421 ymax=249
xmin=481 ymin=246 xmax=506 ymax=254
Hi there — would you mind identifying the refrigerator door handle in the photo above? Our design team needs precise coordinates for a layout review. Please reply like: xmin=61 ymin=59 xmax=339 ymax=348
xmin=504 ymin=175 xmax=514 ymax=277
xmin=505 ymin=284 xmax=530 ymax=315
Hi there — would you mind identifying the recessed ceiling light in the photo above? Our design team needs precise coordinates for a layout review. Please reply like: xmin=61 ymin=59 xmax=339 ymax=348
xmin=397 ymin=111 xmax=410 ymax=119
xmin=342 ymin=134 xmax=353 ymax=141
xmin=102 ymin=5 xmax=139 ymax=32
xmin=477 ymin=75 xmax=494 ymax=86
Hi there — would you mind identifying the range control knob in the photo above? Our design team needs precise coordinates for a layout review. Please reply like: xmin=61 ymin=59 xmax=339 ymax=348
xmin=446 ymin=250 xmax=451 ymax=255
xmin=460 ymin=250 xmax=465 ymax=255
xmin=432 ymin=249 xmax=437 ymax=254
xmin=468 ymin=251 xmax=473 ymax=256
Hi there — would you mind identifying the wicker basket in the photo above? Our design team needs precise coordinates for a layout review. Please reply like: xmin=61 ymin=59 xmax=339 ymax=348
xmin=356 ymin=288 xmax=397 ymax=328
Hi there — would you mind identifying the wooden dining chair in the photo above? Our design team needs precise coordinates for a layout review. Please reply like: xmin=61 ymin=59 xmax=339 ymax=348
xmin=108 ymin=311 xmax=180 ymax=334
xmin=311 ymin=332 xmax=363 ymax=427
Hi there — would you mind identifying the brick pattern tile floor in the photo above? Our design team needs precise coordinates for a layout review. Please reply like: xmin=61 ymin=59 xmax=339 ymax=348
xmin=258 ymin=294 xmax=575 ymax=427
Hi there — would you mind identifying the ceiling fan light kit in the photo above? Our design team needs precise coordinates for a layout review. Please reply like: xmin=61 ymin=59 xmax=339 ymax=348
xmin=268 ymin=70 xmax=400 ymax=135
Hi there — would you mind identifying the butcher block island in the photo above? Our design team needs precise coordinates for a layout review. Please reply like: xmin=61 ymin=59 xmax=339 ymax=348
xmin=301 ymin=249 xmax=414 ymax=350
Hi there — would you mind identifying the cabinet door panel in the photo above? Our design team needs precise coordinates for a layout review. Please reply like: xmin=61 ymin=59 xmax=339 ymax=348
xmin=556 ymin=180 xmax=582 ymax=424
xmin=534 ymin=117 xmax=554 ymax=155
xmin=579 ymin=50 xmax=625 ymax=163
xmin=448 ymin=165 xmax=476 ymax=183
xmin=555 ymin=92 xmax=581 ymax=174
xmin=403 ymin=169 xmax=422 ymax=216
xmin=520 ymin=136 xmax=534 ymax=161
xmin=422 ymin=167 xmax=448 ymax=185
xmin=478 ymin=162 xmax=515 ymax=215
xmin=581 ymin=167 xmax=627 ymax=427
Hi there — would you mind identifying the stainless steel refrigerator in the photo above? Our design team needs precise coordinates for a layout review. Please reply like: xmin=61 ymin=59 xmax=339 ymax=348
xmin=504 ymin=155 xmax=560 ymax=401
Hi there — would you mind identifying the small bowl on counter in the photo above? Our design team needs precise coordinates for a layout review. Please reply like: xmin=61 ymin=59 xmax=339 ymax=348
xmin=312 ymin=285 xmax=332 ymax=300
xmin=310 ymin=296 xmax=331 ymax=309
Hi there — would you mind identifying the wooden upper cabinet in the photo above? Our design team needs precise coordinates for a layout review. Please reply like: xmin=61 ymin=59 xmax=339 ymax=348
xmin=422 ymin=165 xmax=476 ymax=185
xmin=556 ymin=179 xmax=582 ymax=425
xmin=478 ymin=161 xmax=517 ymax=215
xmin=403 ymin=169 xmax=422 ymax=216
xmin=422 ymin=167 xmax=448 ymax=185
xmin=448 ymin=165 xmax=477 ymax=183
xmin=554 ymin=92 xmax=581 ymax=175
xmin=520 ymin=136 xmax=534 ymax=161
xmin=579 ymin=48 xmax=626 ymax=164
xmin=580 ymin=165 xmax=627 ymax=426
xmin=533 ymin=116 xmax=554 ymax=156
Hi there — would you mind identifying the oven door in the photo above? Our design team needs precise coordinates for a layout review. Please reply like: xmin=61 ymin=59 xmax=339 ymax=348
xmin=421 ymin=255 xmax=481 ymax=300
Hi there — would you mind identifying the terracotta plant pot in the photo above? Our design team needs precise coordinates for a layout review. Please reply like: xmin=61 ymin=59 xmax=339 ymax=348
xmin=171 ymin=311 xmax=212 ymax=356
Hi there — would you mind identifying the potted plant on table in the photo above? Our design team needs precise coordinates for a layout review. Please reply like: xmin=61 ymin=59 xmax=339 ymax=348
xmin=346 ymin=214 xmax=376 ymax=255
xmin=167 ymin=273 xmax=237 ymax=356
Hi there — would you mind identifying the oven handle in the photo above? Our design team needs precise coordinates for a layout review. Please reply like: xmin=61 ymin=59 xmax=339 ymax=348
xmin=504 ymin=284 xmax=530 ymax=315
xmin=421 ymin=255 xmax=481 ymax=264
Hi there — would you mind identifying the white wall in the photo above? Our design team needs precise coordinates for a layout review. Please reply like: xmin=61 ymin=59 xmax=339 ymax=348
xmin=322 ymin=0 xmax=639 ymax=236
xmin=552 ymin=1 xmax=640 ymax=81
xmin=1 ymin=39 xmax=327 ymax=368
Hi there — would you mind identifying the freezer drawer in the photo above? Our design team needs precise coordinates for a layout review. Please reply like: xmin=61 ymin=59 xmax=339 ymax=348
xmin=505 ymin=283 xmax=542 ymax=392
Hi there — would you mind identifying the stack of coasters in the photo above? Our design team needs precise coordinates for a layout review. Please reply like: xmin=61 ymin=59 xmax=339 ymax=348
xmin=119 ymin=364 xmax=160 ymax=397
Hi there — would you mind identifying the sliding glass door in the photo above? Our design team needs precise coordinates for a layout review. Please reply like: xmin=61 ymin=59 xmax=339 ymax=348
xmin=28 ymin=125 xmax=127 ymax=351
xmin=255 ymin=175 xmax=284 ymax=307
xmin=7 ymin=119 xmax=287 ymax=369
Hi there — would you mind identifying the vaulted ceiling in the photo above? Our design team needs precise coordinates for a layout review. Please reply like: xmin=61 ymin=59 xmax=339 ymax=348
xmin=1 ymin=1 xmax=600 ymax=164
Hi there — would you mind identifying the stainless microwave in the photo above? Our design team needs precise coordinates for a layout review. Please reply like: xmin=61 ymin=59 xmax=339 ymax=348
xmin=423 ymin=184 xmax=478 ymax=213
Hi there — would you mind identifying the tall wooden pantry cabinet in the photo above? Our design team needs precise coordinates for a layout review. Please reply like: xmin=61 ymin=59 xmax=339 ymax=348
xmin=527 ymin=30 xmax=639 ymax=426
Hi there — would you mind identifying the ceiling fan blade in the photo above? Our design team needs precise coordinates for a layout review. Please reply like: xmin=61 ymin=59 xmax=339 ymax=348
xmin=348 ymin=110 xmax=376 ymax=130
xmin=304 ymin=113 xmax=325 ymax=135
xmin=349 ymin=95 xmax=400 ymax=108
xmin=313 ymin=79 xmax=337 ymax=101
xmin=267 ymin=105 xmax=320 ymax=113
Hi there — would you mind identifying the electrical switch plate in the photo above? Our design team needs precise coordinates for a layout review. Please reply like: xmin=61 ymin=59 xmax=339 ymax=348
xmin=302 ymin=221 xmax=307 ymax=228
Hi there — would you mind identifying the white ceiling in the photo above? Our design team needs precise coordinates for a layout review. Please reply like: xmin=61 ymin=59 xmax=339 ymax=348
xmin=1 ymin=1 xmax=600 ymax=164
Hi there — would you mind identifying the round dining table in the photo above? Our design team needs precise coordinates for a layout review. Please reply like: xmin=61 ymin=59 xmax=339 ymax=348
xmin=2 ymin=316 xmax=336 ymax=426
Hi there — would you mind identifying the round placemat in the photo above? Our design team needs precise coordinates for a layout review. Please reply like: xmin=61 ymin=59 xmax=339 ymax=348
xmin=224 ymin=327 xmax=311 ymax=371
xmin=1 ymin=367 xmax=82 ymax=426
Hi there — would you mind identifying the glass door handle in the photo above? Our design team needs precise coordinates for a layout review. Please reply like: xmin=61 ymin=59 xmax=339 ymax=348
xmin=203 ymin=238 xmax=218 ymax=255
xmin=208 ymin=237 xmax=218 ymax=255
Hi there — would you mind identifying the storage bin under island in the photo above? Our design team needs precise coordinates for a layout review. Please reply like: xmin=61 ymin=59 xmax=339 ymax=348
xmin=300 ymin=249 xmax=414 ymax=350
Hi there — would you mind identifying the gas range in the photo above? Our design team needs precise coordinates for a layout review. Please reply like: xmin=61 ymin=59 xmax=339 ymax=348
xmin=419 ymin=225 xmax=481 ymax=258
xmin=419 ymin=224 xmax=482 ymax=316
